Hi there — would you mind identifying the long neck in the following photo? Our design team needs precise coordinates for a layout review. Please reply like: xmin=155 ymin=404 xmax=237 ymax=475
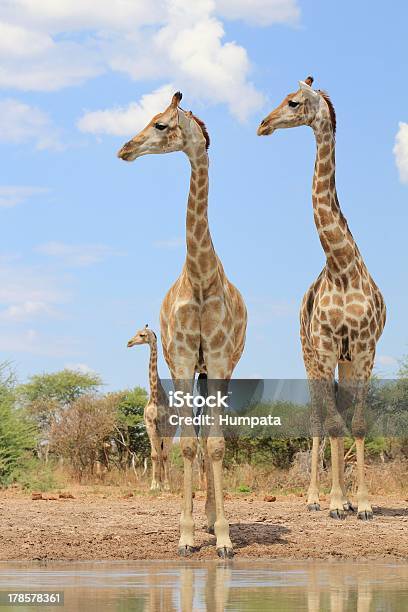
xmin=185 ymin=146 xmax=218 ymax=288
xmin=311 ymin=114 xmax=360 ymax=276
xmin=148 ymin=340 xmax=159 ymax=404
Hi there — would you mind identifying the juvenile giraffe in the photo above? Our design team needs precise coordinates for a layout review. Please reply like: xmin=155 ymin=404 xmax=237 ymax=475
xmin=127 ymin=324 xmax=175 ymax=491
xmin=258 ymin=77 xmax=386 ymax=520
xmin=118 ymin=93 xmax=247 ymax=557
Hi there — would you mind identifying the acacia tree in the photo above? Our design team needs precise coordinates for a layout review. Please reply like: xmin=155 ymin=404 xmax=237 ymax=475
xmin=17 ymin=369 xmax=102 ymax=432
xmin=49 ymin=394 xmax=116 ymax=479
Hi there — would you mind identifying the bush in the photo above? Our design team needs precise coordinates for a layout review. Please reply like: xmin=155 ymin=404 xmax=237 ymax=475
xmin=0 ymin=364 xmax=36 ymax=485
xmin=49 ymin=394 xmax=116 ymax=479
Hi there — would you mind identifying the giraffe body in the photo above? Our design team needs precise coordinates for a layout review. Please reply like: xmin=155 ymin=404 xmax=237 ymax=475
xmin=119 ymin=93 xmax=247 ymax=556
xmin=258 ymin=77 xmax=386 ymax=519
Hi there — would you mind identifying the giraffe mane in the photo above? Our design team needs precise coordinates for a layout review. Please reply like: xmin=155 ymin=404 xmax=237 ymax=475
xmin=190 ymin=113 xmax=210 ymax=150
xmin=317 ymin=90 xmax=336 ymax=136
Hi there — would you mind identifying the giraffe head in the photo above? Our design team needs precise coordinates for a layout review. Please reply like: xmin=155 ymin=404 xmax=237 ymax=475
xmin=127 ymin=324 xmax=157 ymax=348
xmin=257 ymin=76 xmax=336 ymax=137
xmin=117 ymin=92 xmax=209 ymax=161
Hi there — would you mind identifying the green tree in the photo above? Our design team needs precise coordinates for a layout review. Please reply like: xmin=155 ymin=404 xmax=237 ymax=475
xmin=17 ymin=369 xmax=102 ymax=431
xmin=0 ymin=363 xmax=36 ymax=485
xmin=114 ymin=387 xmax=150 ymax=467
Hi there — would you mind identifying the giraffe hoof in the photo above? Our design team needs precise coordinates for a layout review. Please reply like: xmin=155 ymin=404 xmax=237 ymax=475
xmin=178 ymin=545 xmax=196 ymax=557
xmin=329 ymin=509 xmax=346 ymax=520
xmin=207 ymin=526 xmax=215 ymax=535
xmin=343 ymin=501 xmax=356 ymax=512
xmin=217 ymin=546 xmax=234 ymax=559
xmin=357 ymin=510 xmax=373 ymax=521
xmin=307 ymin=503 xmax=321 ymax=512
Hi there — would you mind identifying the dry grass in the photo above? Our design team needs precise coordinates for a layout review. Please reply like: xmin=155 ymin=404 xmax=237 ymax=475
xmin=43 ymin=457 xmax=408 ymax=499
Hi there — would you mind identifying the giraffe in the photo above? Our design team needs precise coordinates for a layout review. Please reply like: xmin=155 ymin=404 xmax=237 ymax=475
xmin=127 ymin=324 xmax=175 ymax=491
xmin=257 ymin=77 xmax=386 ymax=520
xmin=118 ymin=93 xmax=247 ymax=557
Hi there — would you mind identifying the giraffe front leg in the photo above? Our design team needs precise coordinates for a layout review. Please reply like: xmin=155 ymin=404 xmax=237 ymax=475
xmin=204 ymin=374 xmax=233 ymax=558
xmin=203 ymin=438 xmax=216 ymax=534
xmin=338 ymin=436 xmax=354 ymax=512
xmin=207 ymin=435 xmax=233 ymax=558
xmin=145 ymin=421 xmax=162 ymax=491
xmin=178 ymin=435 xmax=198 ymax=554
xmin=329 ymin=436 xmax=346 ymax=519
xmin=161 ymin=437 xmax=172 ymax=491
xmin=307 ymin=436 xmax=321 ymax=511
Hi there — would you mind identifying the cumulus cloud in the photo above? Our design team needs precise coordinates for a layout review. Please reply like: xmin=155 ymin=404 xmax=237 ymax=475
xmin=0 ymin=99 xmax=62 ymax=149
xmin=0 ymin=186 xmax=48 ymax=208
xmin=65 ymin=362 xmax=96 ymax=375
xmin=0 ymin=0 xmax=299 ymax=123
xmin=36 ymin=241 xmax=123 ymax=267
xmin=215 ymin=0 xmax=300 ymax=26
xmin=394 ymin=122 xmax=408 ymax=184
xmin=78 ymin=84 xmax=175 ymax=136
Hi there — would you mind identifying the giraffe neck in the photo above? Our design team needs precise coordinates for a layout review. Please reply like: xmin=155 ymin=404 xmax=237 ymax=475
xmin=148 ymin=340 xmax=159 ymax=404
xmin=311 ymin=115 xmax=361 ymax=276
xmin=185 ymin=146 xmax=218 ymax=289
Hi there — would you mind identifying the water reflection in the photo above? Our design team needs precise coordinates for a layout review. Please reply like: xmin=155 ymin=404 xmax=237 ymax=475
xmin=0 ymin=560 xmax=406 ymax=611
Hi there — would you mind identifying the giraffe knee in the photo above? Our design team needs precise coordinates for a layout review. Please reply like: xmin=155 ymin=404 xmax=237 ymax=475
xmin=206 ymin=437 xmax=225 ymax=462
xmin=352 ymin=417 xmax=366 ymax=439
xmin=180 ymin=438 xmax=197 ymax=461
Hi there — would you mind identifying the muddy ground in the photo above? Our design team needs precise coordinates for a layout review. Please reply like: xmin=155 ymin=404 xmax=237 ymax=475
xmin=0 ymin=489 xmax=407 ymax=561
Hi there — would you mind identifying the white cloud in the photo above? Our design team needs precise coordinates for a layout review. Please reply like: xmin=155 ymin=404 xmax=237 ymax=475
xmin=0 ymin=301 xmax=57 ymax=322
xmin=0 ymin=99 xmax=62 ymax=149
xmin=1 ymin=0 xmax=160 ymax=31
xmin=0 ymin=186 xmax=48 ymax=208
xmin=36 ymin=241 xmax=123 ymax=267
xmin=0 ymin=0 xmax=300 ymax=122
xmin=394 ymin=122 xmax=408 ymax=184
xmin=0 ymin=328 xmax=77 ymax=357
xmin=78 ymin=84 xmax=175 ymax=136
xmin=152 ymin=237 xmax=184 ymax=249
xmin=65 ymin=362 xmax=95 ymax=375
xmin=215 ymin=0 xmax=300 ymax=26
xmin=0 ymin=259 xmax=69 ymax=323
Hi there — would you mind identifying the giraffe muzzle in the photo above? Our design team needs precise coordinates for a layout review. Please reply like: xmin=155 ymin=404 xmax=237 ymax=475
xmin=117 ymin=142 xmax=138 ymax=161
xmin=257 ymin=120 xmax=275 ymax=136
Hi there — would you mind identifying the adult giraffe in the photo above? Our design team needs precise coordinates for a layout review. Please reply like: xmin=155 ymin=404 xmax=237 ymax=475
xmin=118 ymin=93 xmax=247 ymax=556
xmin=257 ymin=77 xmax=386 ymax=520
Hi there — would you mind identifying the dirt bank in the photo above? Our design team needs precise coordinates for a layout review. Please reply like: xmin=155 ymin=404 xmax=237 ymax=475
xmin=0 ymin=489 xmax=407 ymax=561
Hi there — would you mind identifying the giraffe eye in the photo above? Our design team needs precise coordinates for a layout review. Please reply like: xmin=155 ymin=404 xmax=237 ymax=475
xmin=154 ymin=122 xmax=168 ymax=131
xmin=288 ymin=100 xmax=300 ymax=108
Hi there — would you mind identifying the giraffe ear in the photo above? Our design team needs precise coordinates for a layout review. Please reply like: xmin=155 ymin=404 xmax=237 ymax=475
xmin=171 ymin=91 xmax=182 ymax=107
xmin=298 ymin=80 xmax=319 ymax=99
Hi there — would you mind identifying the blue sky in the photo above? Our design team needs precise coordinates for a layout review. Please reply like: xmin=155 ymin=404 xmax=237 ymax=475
xmin=0 ymin=0 xmax=407 ymax=390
